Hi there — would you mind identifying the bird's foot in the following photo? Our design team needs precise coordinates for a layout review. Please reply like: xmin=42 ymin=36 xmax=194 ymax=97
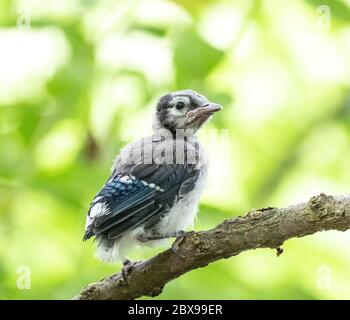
xmin=171 ymin=231 xmax=194 ymax=258
xmin=137 ymin=230 xmax=192 ymax=242
xmin=136 ymin=230 xmax=193 ymax=258
xmin=121 ymin=259 xmax=143 ymax=282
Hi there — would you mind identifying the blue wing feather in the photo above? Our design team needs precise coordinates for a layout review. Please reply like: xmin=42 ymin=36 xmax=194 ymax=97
xmin=84 ymin=164 xmax=200 ymax=241
xmin=89 ymin=176 xmax=156 ymax=226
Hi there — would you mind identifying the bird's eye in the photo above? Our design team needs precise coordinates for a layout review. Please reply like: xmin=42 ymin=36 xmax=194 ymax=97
xmin=175 ymin=101 xmax=185 ymax=110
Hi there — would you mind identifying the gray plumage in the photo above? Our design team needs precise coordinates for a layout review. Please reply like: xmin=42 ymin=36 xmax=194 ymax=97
xmin=84 ymin=89 xmax=222 ymax=262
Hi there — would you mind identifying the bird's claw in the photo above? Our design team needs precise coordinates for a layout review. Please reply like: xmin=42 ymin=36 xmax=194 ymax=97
xmin=136 ymin=235 xmax=148 ymax=242
xmin=121 ymin=259 xmax=143 ymax=282
xmin=171 ymin=231 xmax=194 ymax=258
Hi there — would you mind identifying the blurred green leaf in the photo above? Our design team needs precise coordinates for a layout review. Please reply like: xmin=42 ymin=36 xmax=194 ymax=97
xmin=173 ymin=29 xmax=224 ymax=87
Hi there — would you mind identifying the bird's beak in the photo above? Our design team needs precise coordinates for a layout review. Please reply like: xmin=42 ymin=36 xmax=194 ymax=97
xmin=186 ymin=103 xmax=222 ymax=120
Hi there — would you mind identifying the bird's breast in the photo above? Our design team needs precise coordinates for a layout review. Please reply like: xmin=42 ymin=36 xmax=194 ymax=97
xmin=154 ymin=167 xmax=208 ymax=234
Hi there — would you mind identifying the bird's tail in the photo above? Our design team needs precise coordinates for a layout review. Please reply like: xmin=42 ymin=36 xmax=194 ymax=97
xmin=95 ymin=237 xmax=125 ymax=263
xmin=83 ymin=228 xmax=94 ymax=241
xmin=94 ymin=229 xmax=146 ymax=263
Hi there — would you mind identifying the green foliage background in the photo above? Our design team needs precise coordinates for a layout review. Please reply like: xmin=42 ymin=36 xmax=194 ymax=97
xmin=1 ymin=0 xmax=350 ymax=299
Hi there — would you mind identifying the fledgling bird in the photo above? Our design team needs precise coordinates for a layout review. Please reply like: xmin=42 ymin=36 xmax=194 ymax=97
xmin=83 ymin=89 xmax=222 ymax=266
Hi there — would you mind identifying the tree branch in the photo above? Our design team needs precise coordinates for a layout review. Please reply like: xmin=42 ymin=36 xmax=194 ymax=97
xmin=74 ymin=193 xmax=350 ymax=300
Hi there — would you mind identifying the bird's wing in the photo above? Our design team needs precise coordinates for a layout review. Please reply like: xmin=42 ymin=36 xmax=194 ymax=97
xmin=84 ymin=163 xmax=201 ymax=241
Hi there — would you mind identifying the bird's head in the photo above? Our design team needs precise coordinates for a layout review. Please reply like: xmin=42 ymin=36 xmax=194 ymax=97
xmin=153 ymin=89 xmax=222 ymax=133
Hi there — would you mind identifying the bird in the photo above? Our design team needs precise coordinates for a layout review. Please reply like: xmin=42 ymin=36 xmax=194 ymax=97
xmin=83 ymin=89 xmax=222 ymax=270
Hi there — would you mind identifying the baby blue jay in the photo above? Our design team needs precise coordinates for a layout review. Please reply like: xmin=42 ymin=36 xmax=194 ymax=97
xmin=83 ymin=89 xmax=222 ymax=266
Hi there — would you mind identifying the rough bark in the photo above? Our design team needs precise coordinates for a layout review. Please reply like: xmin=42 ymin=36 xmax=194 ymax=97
xmin=74 ymin=193 xmax=350 ymax=300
